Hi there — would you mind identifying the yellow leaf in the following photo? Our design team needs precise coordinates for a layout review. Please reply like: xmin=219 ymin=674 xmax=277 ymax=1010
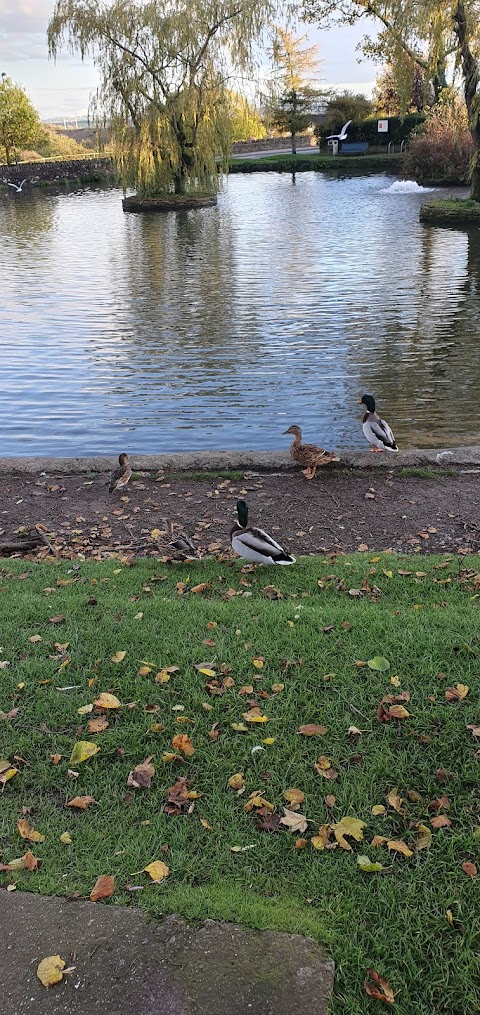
xmin=243 ymin=708 xmax=269 ymax=723
xmin=283 ymin=788 xmax=305 ymax=809
xmin=69 ymin=741 xmax=100 ymax=765
xmin=155 ymin=669 xmax=171 ymax=684
xmin=262 ymin=737 xmax=275 ymax=745
xmin=200 ymin=818 xmax=213 ymax=831
xmin=271 ymin=683 xmax=284 ymax=693
xmin=371 ymin=805 xmax=386 ymax=816
xmin=415 ymin=824 xmax=432 ymax=850
xmin=252 ymin=657 xmax=265 ymax=669
xmin=386 ymin=789 xmax=404 ymax=813
xmin=134 ymin=612 xmax=143 ymax=620
xmin=387 ymin=839 xmax=413 ymax=857
xmin=162 ymin=752 xmax=182 ymax=762
xmin=332 ymin=816 xmax=366 ymax=851
xmin=150 ymin=528 xmax=162 ymax=538
xmin=231 ymin=722 xmax=248 ymax=732
xmin=311 ymin=824 xmax=330 ymax=850
xmin=111 ymin=651 xmax=126 ymax=663
xmin=0 ymin=766 xmax=18 ymax=784
xmin=228 ymin=773 xmax=245 ymax=791
xmin=197 ymin=667 xmax=217 ymax=677
xmin=37 ymin=955 xmax=66 ymax=988
xmin=388 ymin=704 xmax=410 ymax=720
xmin=93 ymin=692 xmax=122 ymax=709
xmin=17 ymin=819 xmax=45 ymax=843
xmin=59 ymin=832 xmax=72 ymax=844
xmin=138 ymin=665 xmax=152 ymax=676
xmin=77 ymin=703 xmax=94 ymax=715
xmin=144 ymin=860 xmax=169 ymax=882
xmin=390 ymin=675 xmax=401 ymax=687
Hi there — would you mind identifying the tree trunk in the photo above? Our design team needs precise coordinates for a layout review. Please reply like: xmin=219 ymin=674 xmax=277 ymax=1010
xmin=291 ymin=131 xmax=297 ymax=155
xmin=452 ymin=0 xmax=480 ymax=201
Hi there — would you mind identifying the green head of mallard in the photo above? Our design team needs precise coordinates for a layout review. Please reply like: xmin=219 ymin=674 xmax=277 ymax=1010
xmin=236 ymin=500 xmax=248 ymax=529
xmin=361 ymin=394 xmax=376 ymax=414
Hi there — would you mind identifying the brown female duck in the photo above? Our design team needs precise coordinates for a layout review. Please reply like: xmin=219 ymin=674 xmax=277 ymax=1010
xmin=283 ymin=426 xmax=339 ymax=480
xmin=109 ymin=453 xmax=132 ymax=493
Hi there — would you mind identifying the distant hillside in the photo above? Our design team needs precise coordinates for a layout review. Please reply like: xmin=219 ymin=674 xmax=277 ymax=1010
xmin=45 ymin=126 xmax=110 ymax=150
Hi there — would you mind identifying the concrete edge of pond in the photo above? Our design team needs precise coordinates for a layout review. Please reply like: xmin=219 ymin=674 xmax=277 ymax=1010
xmin=1 ymin=447 xmax=480 ymax=475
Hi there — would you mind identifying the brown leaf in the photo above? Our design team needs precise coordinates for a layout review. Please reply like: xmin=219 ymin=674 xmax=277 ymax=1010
xmin=48 ymin=615 xmax=65 ymax=624
xmin=171 ymin=734 xmax=195 ymax=757
xmin=325 ymin=794 xmax=336 ymax=808
xmin=386 ymin=789 xmax=404 ymax=814
xmin=364 ymin=968 xmax=395 ymax=1005
xmin=467 ymin=723 xmax=480 ymax=738
xmin=90 ymin=874 xmax=115 ymax=902
xmin=461 ymin=861 xmax=477 ymax=878
xmin=88 ymin=717 xmax=109 ymax=734
xmin=280 ymin=808 xmax=308 ymax=834
xmin=17 ymin=819 xmax=45 ymax=843
xmin=387 ymin=839 xmax=413 ymax=857
xmin=314 ymin=756 xmax=338 ymax=780
xmin=93 ymin=692 xmax=122 ymax=709
xmin=297 ymin=724 xmax=327 ymax=736
xmin=430 ymin=815 xmax=452 ymax=829
xmin=66 ymin=795 xmax=96 ymax=810
xmin=164 ymin=777 xmax=195 ymax=815
xmin=127 ymin=756 xmax=155 ymax=789
xmin=257 ymin=811 xmax=283 ymax=833
xmin=283 ymin=788 xmax=305 ymax=810
xmin=445 ymin=684 xmax=469 ymax=702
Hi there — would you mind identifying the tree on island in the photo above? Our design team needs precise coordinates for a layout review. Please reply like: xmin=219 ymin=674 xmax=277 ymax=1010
xmin=265 ymin=27 xmax=325 ymax=154
xmin=0 ymin=75 xmax=46 ymax=165
xmin=48 ymin=0 xmax=275 ymax=200
xmin=299 ymin=0 xmax=480 ymax=201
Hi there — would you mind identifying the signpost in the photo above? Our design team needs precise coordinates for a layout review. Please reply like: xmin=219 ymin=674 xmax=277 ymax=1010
xmin=377 ymin=119 xmax=389 ymax=133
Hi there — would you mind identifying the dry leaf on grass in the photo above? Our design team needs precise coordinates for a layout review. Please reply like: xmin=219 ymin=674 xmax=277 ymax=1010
xmin=387 ymin=839 xmax=413 ymax=857
xmin=127 ymin=756 xmax=155 ymax=789
xmin=297 ymin=724 xmax=328 ymax=736
xmin=430 ymin=815 xmax=452 ymax=829
xmin=144 ymin=860 xmax=169 ymax=882
xmin=332 ymin=816 xmax=365 ymax=851
xmin=171 ymin=734 xmax=195 ymax=757
xmin=90 ymin=874 xmax=115 ymax=901
xmin=364 ymin=968 xmax=395 ymax=1005
xmin=445 ymin=684 xmax=469 ymax=701
xmin=17 ymin=819 xmax=45 ymax=843
xmin=280 ymin=808 xmax=308 ymax=834
xmin=111 ymin=651 xmax=126 ymax=663
xmin=93 ymin=692 xmax=122 ymax=709
xmin=228 ymin=773 xmax=245 ymax=792
xmin=461 ymin=861 xmax=477 ymax=878
xmin=69 ymin=741 xmax=100 ymax=765
xmin=66 ymin=795 xmax=96 ymax=810
xmin=283 ymin=788 xmax=305 ymax=810
xmin=88 ymin=717 xmax=109 ymax=734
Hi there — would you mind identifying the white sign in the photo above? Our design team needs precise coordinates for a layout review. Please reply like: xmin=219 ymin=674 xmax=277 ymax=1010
xmin=378 ymin=119 xmax=389 ymax=133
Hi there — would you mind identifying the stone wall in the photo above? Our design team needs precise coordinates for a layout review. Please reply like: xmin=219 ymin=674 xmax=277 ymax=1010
xmin=232 ymin=136 xmax=315 ymax=153
xmin=0 ymin=157 xmax=116 ymax=186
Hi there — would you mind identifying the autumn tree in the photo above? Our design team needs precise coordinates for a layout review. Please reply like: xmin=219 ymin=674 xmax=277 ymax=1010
xmin=48 ymin=0 xmax=275 ymax=198
xmin=373 ymin=63 xmax=429 ymax=115
xmin=0 ymin=75 xmax=46 ymax=165
xmin=265 ymin=27 xmax=326 ymax=153
xmin=227 ymin=93 xmax=266 ymax=141
xmin=298 ymin=0 xmax=480 ymax=200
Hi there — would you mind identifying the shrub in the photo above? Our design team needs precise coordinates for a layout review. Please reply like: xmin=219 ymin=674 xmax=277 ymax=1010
xmin=314 ymin=114 xmax=425 ymax=147
xmin=404 ymin=101 xmax=474 ymax=183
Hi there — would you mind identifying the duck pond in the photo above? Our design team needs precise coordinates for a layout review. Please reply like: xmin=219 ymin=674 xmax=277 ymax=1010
xmin=1 ymin=171 xmax=479 ymax=457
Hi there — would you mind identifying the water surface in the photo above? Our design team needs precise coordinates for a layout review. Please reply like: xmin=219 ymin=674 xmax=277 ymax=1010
xmin=1 ymin=173 xmax=479 ymax=456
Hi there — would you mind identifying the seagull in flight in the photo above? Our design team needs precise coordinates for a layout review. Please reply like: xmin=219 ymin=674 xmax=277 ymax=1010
xmin=7 ymin=180 xmax=27 ymax=193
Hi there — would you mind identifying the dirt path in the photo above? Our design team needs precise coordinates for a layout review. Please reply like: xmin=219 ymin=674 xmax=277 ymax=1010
xmin=1 ymin=466 xmax=479 ymax=560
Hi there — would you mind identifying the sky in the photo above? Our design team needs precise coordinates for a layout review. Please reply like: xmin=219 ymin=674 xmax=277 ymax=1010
xmin=0 ymin=0 xmax=379 ymax=121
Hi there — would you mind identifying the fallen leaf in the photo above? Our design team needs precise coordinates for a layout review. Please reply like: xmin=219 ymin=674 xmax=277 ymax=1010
xmin=314 ymin=756 xmax=338 ymax=780
xmin=228 ymin=773 xmax=245 ymax=791
xmin=252 ymin=657 xmax=265 ymax=669
xmin=48 ymin=615 xmax=65 ymax=625
xmin=325 ymin=794 xmax=336 ymax=808
xmin=59 ymin=832 xmax=72 ymax=844
xmin=332 ymin=816 xmax=366 ymax=851
xmin=368 ymin=656 xmax=390 ymax=671
xmin=37 ymin=955 xmax=66 ymax=988
xmin=93 ymin=692 xmax=122 ymax=709
xmin=90 ymin=874 xmax=115 ymax=901
xmin=390 ymin=675 xmax=401 ymax=687
xmin=171 ymin=734 xmax=195 ymax=757
xmin=445 ymin=684 xmax=469 ymax=701
xmin=66 ymin=795 xmax=96 ymax=809
xmin=111 ymin=651 xmax=126 ymax=663
xmin=430 ymin=815 xmax=452 ymax=829
xmin=271 ymin=683 xmax=284 ymax=693
xmin=311 ymin=824 xmax=331 ymax=850
xmin=371 ymin=804 xmax=386 ymax=816
xmin=50 ymin=754 xmax=62 ymax=765
xmin=387 ymin=839 xmax=413 ymax=857
xmin=77 ymin=703 xmax=94 ymax=715
xmin=243 ymin=708 xmax=269 ymax=723
xmin=357 ymin=854 xmax=384 ymax=872
xmin=297 ymin=724 xmax=327 ymax=736
xmin=17 ymin=819 xmax=45 ymax=843
xmin=127 ymin=756 xmax=155 ymax=789
xmin=69 ymin=741 xmax=100 ymax=765
xmin=295 ymin=838 xmax=308 ymax=849
xmin=386 ymin=789 xmax=404 ymax=814
xmin=415 ymin=824 xmax=432 ymax=850
xmin=364 ymin=968 xmax=395 ymax=1005
xmin=280 ymin=808 xmax=308 ymax=834
xmin=88 ymin=717 xmax=109 ymax=734
xmin=461 ymin=861 xmax=477 ymax=878
xmin=283 ymin=788 xmax=305 ymax=810
xmin=467 ymin=723 xmax=480 ymax=738
xmin=388 ymin=704 xmax=410 ymax=720
xmin=144 ymin=860 xmax=169 ymax=882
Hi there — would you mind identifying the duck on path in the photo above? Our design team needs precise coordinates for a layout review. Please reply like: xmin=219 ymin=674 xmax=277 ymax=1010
xmin=109 ymin=453 xmax=132 ymax=493
xmin=283 ymin=425 xmax=340 ymax=480
xmin=360 ymin=395 xmax=398 ymax=452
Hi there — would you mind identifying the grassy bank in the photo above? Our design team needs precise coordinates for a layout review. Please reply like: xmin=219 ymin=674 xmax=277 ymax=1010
xmin=1 ymin=554 xmax=479 ymax=1013
xmin=229 ymin=152 xmax=405 ymax=175
xmin=420 ymin=198 xmax=480 ymax=226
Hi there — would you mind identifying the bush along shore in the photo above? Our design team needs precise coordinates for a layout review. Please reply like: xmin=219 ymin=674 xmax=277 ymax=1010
xmin=228 ymin=152 xmax=405 ymax=175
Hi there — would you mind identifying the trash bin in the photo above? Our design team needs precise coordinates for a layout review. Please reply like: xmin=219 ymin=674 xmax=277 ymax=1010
xmin=327 ymin=139 xmax=339 ymax=156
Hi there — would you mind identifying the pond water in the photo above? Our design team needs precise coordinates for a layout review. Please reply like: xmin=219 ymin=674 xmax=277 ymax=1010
xmin=1 ymin=172 xmax=479 ymax=457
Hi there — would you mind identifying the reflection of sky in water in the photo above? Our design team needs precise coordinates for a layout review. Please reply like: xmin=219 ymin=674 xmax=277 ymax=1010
xmin=0 ymin=174 xmax=477 ymax=456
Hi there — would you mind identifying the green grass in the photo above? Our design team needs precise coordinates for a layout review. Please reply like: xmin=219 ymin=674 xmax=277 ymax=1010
xmin=420 ymin=199 xmax=480 ymax=226
xmin=398 ymin=466 xmax=459 ymax=479
xmin=228 ymin=153 xmax=404 ymax=175
xmin=145 ymin=470 xmax=247 ymax=483
xmin=1 ymin=553 xmax=479 ymax=1014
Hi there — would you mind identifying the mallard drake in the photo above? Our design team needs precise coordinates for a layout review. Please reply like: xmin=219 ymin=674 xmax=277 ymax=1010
xmin=283 ymin=426 xmax=340 ymax=479
xmin=109 ymin=453 xmax=132 ymax=493
xmin=360 ymin=395 xmax=398 ymax=452
xmin=230 ymin=500 xmax=295 ymax=565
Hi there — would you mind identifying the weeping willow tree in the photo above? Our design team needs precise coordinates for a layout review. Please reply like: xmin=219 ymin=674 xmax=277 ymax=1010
xmin=48 ymin=0 xmax=275 ymax=197
xmin=299 ymin=0 xmax=480 ymax=200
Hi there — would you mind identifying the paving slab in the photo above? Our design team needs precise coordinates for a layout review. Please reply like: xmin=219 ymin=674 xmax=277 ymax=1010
xmin=0 ymin=892 xmax=334 ymax=1015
